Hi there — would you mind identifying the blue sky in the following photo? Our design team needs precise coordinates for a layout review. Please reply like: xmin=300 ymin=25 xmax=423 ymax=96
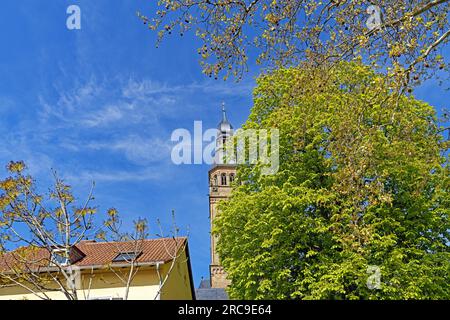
xmin=0 ymin=0 xmax=448 ymax=287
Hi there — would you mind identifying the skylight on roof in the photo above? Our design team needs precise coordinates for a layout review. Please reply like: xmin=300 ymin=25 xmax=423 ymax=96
xmin=112 ymin=251 xmax=141 ymax=262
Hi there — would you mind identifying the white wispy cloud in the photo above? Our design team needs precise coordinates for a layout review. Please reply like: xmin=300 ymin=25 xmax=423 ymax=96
xmin=38 ymin=77 xmax=181 ymax=129
xmin=0 ymin=132 xmax=55 ymax=178
xmin=1 ymin=75 xmax=252 ymax=184
xmin=122 ymin=78 xmax=254 ymax=100
xmin=86 ymin=135 xmax=172 ymax=165
xmin=81 ymin=104 xmax=127 ymax=128
xmin=63 ymin=167 xmax=165 ymax=183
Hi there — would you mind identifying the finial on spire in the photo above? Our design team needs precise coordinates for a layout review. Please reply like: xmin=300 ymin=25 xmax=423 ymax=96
xmin=221 ymin=102 xmax=227 ymax=122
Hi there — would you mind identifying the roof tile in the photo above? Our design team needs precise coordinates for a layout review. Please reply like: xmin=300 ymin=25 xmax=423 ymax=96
xmin=0 ymin=237 xmax=186 ymax=271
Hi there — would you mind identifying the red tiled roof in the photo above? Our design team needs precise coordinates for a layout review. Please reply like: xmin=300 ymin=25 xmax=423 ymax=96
xmin=0 ymin=237 xmax=187 ymax=272
xmin=75 ymin=237 xmax=186 ymax=266
xmin=0 ymin=246 xmax=49 ymax=272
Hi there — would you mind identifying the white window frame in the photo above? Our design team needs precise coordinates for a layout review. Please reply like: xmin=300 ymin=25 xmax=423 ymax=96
xmin=50 ymin=248 xmax=69 ymax=267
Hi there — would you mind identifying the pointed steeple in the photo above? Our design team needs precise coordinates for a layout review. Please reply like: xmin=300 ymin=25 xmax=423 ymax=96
xmin=221 ymin=102 xmax=228 ymax=123
xmin=218 ymin=102 xmax=233 ymax=131
xmin=214 ymin=102 xmax=235 ymax=165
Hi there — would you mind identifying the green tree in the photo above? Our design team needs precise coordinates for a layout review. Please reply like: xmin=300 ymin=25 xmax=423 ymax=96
xmin=214 ymin=62 xmax=450 ymax=299
xmin=142 ymin=0 xmax=450 ymax=88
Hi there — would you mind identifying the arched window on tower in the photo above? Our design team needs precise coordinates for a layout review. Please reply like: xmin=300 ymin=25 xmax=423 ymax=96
xmin=221 ymin=173 xmax=227 ymax=186
xmin=213 ymin=175 xmax=218 ymax=186
xmin=229 ymin=173 xmax=235 ymax=184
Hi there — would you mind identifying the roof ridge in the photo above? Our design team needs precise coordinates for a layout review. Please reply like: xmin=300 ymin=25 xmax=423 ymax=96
xmin=78 ymin=236 xmax=187 ymax=246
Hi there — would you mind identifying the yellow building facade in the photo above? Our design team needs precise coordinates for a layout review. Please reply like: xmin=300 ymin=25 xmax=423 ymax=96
xmin=0 ymin=238 xmax=195 ymax=300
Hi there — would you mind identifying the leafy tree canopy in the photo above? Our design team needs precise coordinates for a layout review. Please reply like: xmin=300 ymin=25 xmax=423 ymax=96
xmin=142 ymin=0 xmax=450 ymax=88
xmin=214 ymin=62 xmax=449 ymax=299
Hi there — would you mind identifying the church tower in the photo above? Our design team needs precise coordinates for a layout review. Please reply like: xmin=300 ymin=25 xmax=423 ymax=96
xmin=208 ymin=103 xmax=236 ymax=288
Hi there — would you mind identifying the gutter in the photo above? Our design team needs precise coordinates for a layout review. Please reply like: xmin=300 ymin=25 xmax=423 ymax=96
xmin=0 ymin=261 xmax=168 ymax=275
xmin=75 ymin=261 xmax=167 ymax=271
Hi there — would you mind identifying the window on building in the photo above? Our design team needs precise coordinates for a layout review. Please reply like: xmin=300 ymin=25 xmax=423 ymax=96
xmin=229 ymin=174 xmax=235 ymax=183
xmin=51 ymin=249 xmax=69 ymax=266
xmin=112 ymin=251 xmax=141 ymax=262
xmin=221 ymin=173 xmax=227 ymax=186
xmin=213 ymin=175 xmax=218 ymax=186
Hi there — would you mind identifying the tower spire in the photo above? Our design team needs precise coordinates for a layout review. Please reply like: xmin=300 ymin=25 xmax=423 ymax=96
xmin=208 ymin=102 xmax=236 ymax=290
xmin=218 ymin=102 xmax=232 ymax=131
xmin=221 ymin=102 xmax=228 ymax=123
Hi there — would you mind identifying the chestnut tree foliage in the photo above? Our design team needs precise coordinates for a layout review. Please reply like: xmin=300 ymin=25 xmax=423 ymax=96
xmin=141 ymin=0 xmax=450 ymax=88
xmin=214 ymin=62 xmax=449 ymax=299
